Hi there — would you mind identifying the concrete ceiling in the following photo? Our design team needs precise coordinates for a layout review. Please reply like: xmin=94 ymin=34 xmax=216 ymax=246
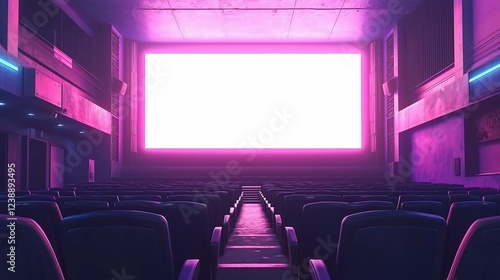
xmin=70 ymin=0 xmax=422 ymax=43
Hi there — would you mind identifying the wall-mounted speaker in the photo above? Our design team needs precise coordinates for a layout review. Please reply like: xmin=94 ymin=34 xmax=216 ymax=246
xmin=112 ymin=78 xmax=128 ymax=96
xmin=383 ymin=77 xmax=398 ymax=96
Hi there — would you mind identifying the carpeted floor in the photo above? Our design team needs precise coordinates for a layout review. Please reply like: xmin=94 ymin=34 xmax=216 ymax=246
xmin=216 ymin=201 xmax=292 ymax=280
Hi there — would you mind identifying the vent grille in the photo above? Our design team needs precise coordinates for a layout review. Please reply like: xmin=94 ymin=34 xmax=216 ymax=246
xmin=387 ymin=35 xmax=395 ymax=80
xmin=111 ymin=91 xmax=119 ymax=117
xmin=387 ymin=117 xmax=395 ymax=162
xmin=111 ymin=30 xmax=120 ymax=117
xmin=111 ymin=117 xmax=119 ymax=162
xmin=386 ymin=34 xmax=395 ymax=162
xmin=400 ymin=0 xmax=454 ymax=90
xmin=111 ymin=30 xmax=120 ymax=78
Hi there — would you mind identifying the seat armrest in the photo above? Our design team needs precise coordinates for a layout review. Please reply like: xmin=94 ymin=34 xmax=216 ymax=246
xmin=309 ymin=259 xmax=331 ymax=280
xmin=286 ymin=226 xmax=299 ymax=270
xmin=210 ymin=227 xmax=222 ymax=277
xmin=178 ymin=259 xmax=200 ymax=280
xmin=270 ymin=207 xmax=275 ymax=231
xmin=221 ymin=214 xmax=230 ymax=254
xmin=275 ymin=214 xmax=283 ymax=244
xmin=229 ymin=207 xmax=235 ymax=232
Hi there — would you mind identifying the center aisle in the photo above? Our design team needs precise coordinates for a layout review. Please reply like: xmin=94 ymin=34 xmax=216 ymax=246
xmin=216 ymin=199 xmax=292 ymax=279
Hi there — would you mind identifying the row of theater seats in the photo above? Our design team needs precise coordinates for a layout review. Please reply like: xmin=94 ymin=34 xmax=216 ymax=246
xmin=0 ymin=187 xmax=243 ymax=280
xmin=260 ymin=185 xmax=500 ymax=280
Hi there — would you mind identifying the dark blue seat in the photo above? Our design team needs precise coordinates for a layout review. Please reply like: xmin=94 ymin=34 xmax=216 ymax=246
xmin=17 ymin=194 xmax=56 ymax=201
xmin=125 ymin=195 xmax=163 ymax=201
xmin=8 ymin=201 xmax=63 ymax=260
xmin=165 ymin=194 xmax=229 ymax=254
xmin=342 ymin=195 xmax=391 ymax=202
xmin=397 ymin=195 xmax=449 ymax=211
xmin=278 ymin=194 xmax=342 ymax=254
xmin=447 ymin=216 xmax=500 ymax=280
xmin=114 ymin=200 xmax=220 ymax=280
xmin=335 ymin=210 xmax=446 ymax=280
xmin=59 ymin=200 xmax=109 ymax=217
xmin=60 ymin=210 xmax=199 ymax=280
xmin=448 ymin=194 xmax=481 ymax=204
xmin=286 ymin=201 xmax=394 ymax=279
xmin=400 ymin=200 xmax=448 ymax=218
xmin=31 ymin=190 xmax=60 ymax=197
xmin=0 ymin=190 xmax=31 ymax=196
xmin=88 ymin=195 xmax=120 ymax=206
xmin=483 ymin=194 xmax=500 ymax=205
xmin=212 ymin=191 xmax=233 ymax=229
xmin=164 ymin=194 xmax=223 ymax=231
xmin=443 ymin=201 xmax=498 ymax=277
xmin=0 ymin=215 xmax=65 ymax=280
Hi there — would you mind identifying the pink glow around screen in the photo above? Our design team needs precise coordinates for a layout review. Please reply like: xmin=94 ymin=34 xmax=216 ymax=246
xmin=145 ymin=53 xmax=361 ymax=149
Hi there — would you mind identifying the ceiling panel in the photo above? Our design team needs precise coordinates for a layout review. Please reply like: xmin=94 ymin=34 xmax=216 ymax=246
xmin=174 ymin=10 xmax=226 ymax=41
xmin=219 ymin=0 xmax=297 ymax=9
xmin=295 ymin=0 xmax=346 ymax=9
xmin=331 ymin=8 xmax=399 ymax=42
xmin=221 ymin=10 xmax=293 ymax=41
xmin=123 ymin=10 xmax=183 ymax=42
xmin=68 ymin=0 xmax=423 ymax=42
xmin=167 ymin=0 xmax=221 ymax=9
xmin=288 ymin=10 xmax=339 ymax=40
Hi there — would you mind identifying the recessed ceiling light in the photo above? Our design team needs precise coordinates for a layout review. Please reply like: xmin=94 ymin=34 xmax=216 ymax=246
xmin=57 ymin=124 xmax=64 ymax=127
xmin=0 ymin=102 xmax=5 ymax=106
xmin=79 ymin=131 xmax=85 ymax=134
xmin=28 ymin=113 xmax=35 ymax=116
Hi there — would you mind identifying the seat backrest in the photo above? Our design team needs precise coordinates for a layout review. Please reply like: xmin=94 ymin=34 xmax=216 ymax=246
xmin=32 ymin=190 xmax=60 ymax=197
xmin=223 ymin=188 xmax=236 ymax=206
xmin=113 ymin=200 xmax=162 ymax=209
xmin=449 ymin=194 xmax=481 ymax=204
xmin=483 ymin=194 xmax=500 ymax=204
xmin=300 ymin=201 xmax=394 ymax=277
xmin=17 ymin=194 xmax=56 ymax=201
xmin=335 ymin=210 xmax=446 ymax=280
xmin=114 ymin=200 xmax=211 ymax=279
xmin=283 ymin=194 xmax=343 ymax=238
xmin=126 ymin=195 xmax=163 ymax=201
xmin=342 ymin=195 xmax=391 ymax=203
xmin=0 ymin=215 xmax=65 ymax=280
xmin=447 ymin=216 xmax=500 ymax=280
xmin=443 ymin=201 xmax=498 ymax=276
xmin=90 ymin=195 xmax=120 ymax=206
xmin=1 ymin=190 xmax=31 ymax=196
xmin=159 ymin=202 xmax=212 ymax=280
xmin=273 ymin=191 xmax=294 ymax=214
xmin=469 ymin=189 xmax=498 ymax=197
xmin=13 ymin=201 xmax=63 ymax=258
xmin=400 ymin=200 xmax=448 ymax=218
xmin=60 ymin=200 xmax=109 ymax=217
xmin=58 ymin=190 xmax=76 ymax=197
xmin=213 ymin=191 xmax=230 ymax=214
xmin=60 ymin=210 xmax=177 ymax=280
xmin=165 ymin=194 xmax=222 ymax=230
xmin=397 ymin=195 xmax=449 ymax=210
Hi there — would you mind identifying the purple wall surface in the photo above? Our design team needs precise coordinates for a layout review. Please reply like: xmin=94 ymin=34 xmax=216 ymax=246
xmin=401 ymin=114 xmax=500 ymax=188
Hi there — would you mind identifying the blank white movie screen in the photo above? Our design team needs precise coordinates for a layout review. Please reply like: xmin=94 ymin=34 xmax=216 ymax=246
xmin=145 ymin=53 xmax=361 ymax=149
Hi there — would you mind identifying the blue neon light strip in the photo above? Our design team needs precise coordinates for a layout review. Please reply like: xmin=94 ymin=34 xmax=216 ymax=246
xmin=0 ymin=57 xmax=19 ymax=71
xmin=469 ymin=63 xmax=500 ymax=83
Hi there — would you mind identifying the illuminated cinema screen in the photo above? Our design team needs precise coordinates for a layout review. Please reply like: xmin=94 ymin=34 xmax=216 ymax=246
xmin=145 ymin=53 xmax=362 ymax=149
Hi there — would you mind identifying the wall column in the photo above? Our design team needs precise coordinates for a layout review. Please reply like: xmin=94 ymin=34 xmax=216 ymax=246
xmin=0 ymin=0 xmax=19 ymax=56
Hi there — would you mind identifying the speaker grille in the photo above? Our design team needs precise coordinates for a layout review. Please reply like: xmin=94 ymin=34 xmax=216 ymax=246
xmin=386 ymin=34 xmax=395 ymax=162
xmin=111 ymin=30 xmax=120 ymax=117
xmin=111 ymin=117 xmax=119 ymax=162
